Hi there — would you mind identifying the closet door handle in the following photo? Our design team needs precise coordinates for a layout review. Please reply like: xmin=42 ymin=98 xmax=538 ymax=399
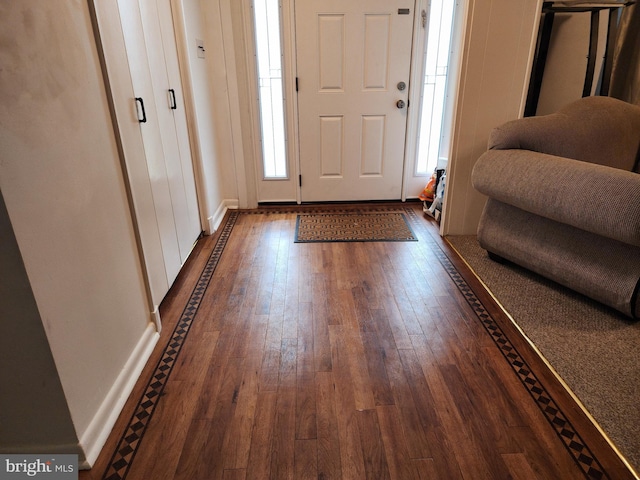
xmin=135 ymin=97 xmax=147 ymax=123
xmin=169 ymin=89 xmax=177 ymax=110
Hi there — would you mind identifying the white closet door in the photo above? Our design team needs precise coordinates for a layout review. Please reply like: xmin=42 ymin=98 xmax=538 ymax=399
xmin=156 ymin=0 xmax=200 ymax=256
xmin=138 ymin=0 xmax=201 ymax=265
xmin=116 ymin=0 xmax=182 ymax=285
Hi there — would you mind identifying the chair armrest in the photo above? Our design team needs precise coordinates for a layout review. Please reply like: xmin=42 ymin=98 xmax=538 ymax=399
xmin=488 ymin=96 xmax=640 ymax=173
xmin=472 ymin=149 xmax=640 ymax=247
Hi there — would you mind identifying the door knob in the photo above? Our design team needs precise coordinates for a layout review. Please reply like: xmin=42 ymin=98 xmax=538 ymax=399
xmin=396 ymin=100 xmax=406 ymax=109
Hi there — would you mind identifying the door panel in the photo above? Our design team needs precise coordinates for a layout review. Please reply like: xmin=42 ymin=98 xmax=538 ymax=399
xmin=363 ymin=15 xmax=391 ymax=90
xmin=361 ymin=115 xmax=385 ymax=175
xmin=138 ymin=0 xmax=200 ymax=265
xmin=320 ymin=116 xmax=344 ymax=176
xmin=155 ymin=0 xmax=201 ymax=260
xmin=296 ymin=0 xmax=415 ymax=202
xmin=318 ymin=15 xmax=345 ymax=91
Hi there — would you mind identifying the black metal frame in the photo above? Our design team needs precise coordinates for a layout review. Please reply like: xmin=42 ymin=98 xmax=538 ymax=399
xmin=524 ymin=1 xmax=635 ymax=117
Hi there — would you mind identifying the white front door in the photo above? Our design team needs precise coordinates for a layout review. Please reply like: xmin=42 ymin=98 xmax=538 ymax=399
xmin=296 ymin=0 xmax=415 ymax=202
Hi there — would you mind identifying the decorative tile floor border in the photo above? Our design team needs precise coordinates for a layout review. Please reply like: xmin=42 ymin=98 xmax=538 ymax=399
xmin=102 ymin=212 xmax=239 ymax=480
xmin=100 ymin=205 xmax=608 ymax=479
xmin=404 ymin=207 xmax=608 ymax=480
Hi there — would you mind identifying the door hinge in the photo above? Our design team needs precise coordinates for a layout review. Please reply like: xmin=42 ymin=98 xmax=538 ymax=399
xmin=299 ymin=174 xmax=302 ymax=187
xmin=296 ymin=77 xmax=299 ymax=92
xmin=422 ymin=9 xmax=427 ymax=29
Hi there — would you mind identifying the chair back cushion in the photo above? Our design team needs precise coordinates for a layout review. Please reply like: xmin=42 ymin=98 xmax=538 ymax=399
xmin=489 ymin=96 xmax=640 ymax=173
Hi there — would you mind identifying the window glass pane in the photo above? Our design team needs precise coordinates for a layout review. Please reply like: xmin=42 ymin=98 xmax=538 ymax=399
xmin=254 ymin=0 xmax=287 ymax=179
xmin=416 ymin=0 xmax=454 ymax=175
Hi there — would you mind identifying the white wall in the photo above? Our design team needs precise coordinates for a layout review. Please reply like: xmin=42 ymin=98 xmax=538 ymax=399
xmin=0 ymin=0 xmax=156 ymax=465
xmin=174 ymin=0 xmax=238 ymax=230
xmin=441 ymin=0 xmax=541 ymax=235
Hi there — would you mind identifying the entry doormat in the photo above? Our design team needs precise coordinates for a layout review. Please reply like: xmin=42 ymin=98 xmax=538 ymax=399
xmin=294 ymin=212 xmax=417 ymax=243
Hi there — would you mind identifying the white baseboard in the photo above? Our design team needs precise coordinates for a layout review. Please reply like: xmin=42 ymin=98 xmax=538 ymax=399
xmin=78 ymin=323 xmax=159 ymax=469
xmin=151 ymin=305 xmax=162 ymax=333
xmin=207 ymin=199 xmax=238 ymax=234
xmin=225 ymin=198 xmax=239 ymax=210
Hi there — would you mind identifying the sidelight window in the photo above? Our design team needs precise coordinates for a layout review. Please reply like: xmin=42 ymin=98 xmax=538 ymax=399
xmin=416 ymin=0 xmax=455 ymax=175
xmin=253 ymin=0 xmax=288 ymax=179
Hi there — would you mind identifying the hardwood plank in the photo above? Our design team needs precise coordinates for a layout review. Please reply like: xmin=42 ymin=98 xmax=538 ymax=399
xmin=376 ymin=405 xmax=420 ymax=480
xmin=222 ymin=469 xmax=246 ymax=480
xmin=359 ymin=330 xmax=395 ymax=406
xmin=311 ymin=273 xmax=333 ymax=371
xmin=501 ymin=453 xmax=541 ymax=480
xmin=332 ymin=242 xmax=360 ymax=291
xmin=379 ymin=294 xmax=414 ymax=350
xmin=296 ymin=302 xmax=314 ymax=373
xmin=357 ymin=409 xmax=391 ymax=480
xmin=282 ymin=245 xmax=300 ymax=340
xmin=171 ymin=331 xmax=221 ymax=381
xmin=269 ymin=391 xmax=296 ymax=479
xmin=315 ymin=371 xmax=343 ymax=480
xmin=437 ymin=363 xmax=514 ymax=479
xmin=383 ymin=267 xmax=423 ymax=335
xmin=408 ymin=333 xmax=504 ymax=479
xmin=383 ymin=346 xmax=432 ymax=460
xmin=296 ymin=370 xmax=317 ymax=440
xmin=221 ymin=349 xmax=263 ymax=470
xmin=328 ymin=325 xmax=367 ymax=479
xmin=259 ymin=314 xmax=283 ymax=391
xmin=426 ymin=307 xmax=524 ymax=454
xmin=413 ymin=458 xmax=439 ymax=480
xmin=278 ymin=337 xmax=297 ymax=391
xmin=342 ymin=325 xmax=376 ymax=412
xmin=325 ymin=276 xmax=348 ymax=326
xmin=396 ymin=348 xmax=440 ymax=431
xmin=245 ymin=392 xmax=278 ymax=479
xmin=294 ymin=439 xmax=318 ymax=480
xmin=174 ymin=356 xmax=246 ymax=480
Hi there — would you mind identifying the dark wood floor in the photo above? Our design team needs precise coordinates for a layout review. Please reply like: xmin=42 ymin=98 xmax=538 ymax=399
xmin=81 ymin=203 xmax=634 ymax=480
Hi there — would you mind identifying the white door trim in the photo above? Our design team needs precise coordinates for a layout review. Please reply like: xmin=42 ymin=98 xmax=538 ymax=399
xmin=403 ymin=0 xmax=431 ymax=201
xmin=219 ymin=0 xmax=256 ymax=209
xmin=241 ymin=0 xmax=300 ymax=204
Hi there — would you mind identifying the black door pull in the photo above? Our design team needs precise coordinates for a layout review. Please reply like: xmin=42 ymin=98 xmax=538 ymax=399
xmin=135 ymin=97 xmax=147 ymax=123
xmin=169 ymin=89 xmax=177 ymax=110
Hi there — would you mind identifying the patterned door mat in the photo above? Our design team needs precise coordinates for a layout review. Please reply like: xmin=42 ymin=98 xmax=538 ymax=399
xmin=294 ymin=212 xmax=417 ymax=243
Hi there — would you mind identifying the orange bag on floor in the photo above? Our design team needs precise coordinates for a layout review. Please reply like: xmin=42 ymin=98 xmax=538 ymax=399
xmin=419 ymin=173 xmax=437 ymax=202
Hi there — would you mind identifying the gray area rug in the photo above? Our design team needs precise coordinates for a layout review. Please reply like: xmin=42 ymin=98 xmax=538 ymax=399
xmin=447 ymin=235 xmax=640 ymax=473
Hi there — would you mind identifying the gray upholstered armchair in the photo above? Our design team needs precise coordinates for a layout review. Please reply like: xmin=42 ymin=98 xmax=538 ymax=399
xmin=472 ymin=96 xmax=640 ymax=319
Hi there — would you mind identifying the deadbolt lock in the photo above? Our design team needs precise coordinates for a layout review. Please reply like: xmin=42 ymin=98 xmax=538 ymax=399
xmin=397 ymin=81 xmax=406 ymax=91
